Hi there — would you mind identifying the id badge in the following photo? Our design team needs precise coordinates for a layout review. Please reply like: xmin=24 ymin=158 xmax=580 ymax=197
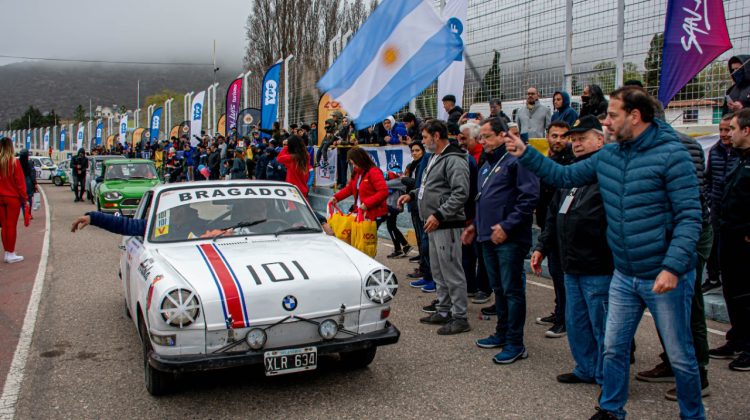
xmin=558 ymin=188 xmax=577 ymax=214
xmin=558 ymin=195 xmax=574 ymax=214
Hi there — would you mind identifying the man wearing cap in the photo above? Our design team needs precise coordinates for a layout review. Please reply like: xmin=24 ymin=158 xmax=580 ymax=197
xmin=531 ymin=115 xmax=613 ymax=385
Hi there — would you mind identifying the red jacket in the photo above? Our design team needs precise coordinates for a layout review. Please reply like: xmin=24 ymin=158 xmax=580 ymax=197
xmin=277 ymin=147 xmax=312 ymax=197
xmin=334 ymin=166 xmax=388 ymax=220
xmin=0 ymin=159 xmax=27 ymax=202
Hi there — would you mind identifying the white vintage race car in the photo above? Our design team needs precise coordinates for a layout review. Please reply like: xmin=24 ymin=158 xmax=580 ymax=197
xmin=119 ymin=181 xmax=399 ymax=395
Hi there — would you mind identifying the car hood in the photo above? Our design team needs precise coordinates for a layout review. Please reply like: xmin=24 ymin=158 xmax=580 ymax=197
xmin=153 ymin=234 xmax=364 ymax=331
xmin=101 ymin=179 xmax=160 ymax=194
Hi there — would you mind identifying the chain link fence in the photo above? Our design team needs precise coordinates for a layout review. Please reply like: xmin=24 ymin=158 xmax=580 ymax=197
xmin=271 ymin=0 xmax=750 ymax=128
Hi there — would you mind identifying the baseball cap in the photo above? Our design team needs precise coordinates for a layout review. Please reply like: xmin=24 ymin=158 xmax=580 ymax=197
xmin=564 ymin=115 xmax=602 ymax=136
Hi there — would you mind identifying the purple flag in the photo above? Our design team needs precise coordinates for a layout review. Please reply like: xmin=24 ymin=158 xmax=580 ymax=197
xmin=225 ymin=78 xmax=243 ymax=137
xmin=658 ymin=0 xmax=732 ymax=106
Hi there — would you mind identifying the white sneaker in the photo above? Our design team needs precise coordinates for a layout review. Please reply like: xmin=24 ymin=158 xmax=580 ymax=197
xmin=5 ymin=252 xmax=24 ymax=263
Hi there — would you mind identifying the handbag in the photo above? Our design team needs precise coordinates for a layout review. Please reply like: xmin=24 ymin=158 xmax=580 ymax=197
xmin=351 ymin=209 xmax=378 ymax=257
xmin=327 ymin=202 xmax=353 ymax=244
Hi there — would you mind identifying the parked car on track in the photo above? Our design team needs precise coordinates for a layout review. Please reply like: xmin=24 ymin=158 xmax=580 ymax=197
xmin=95 ymin=159 xmax=161 ymax=216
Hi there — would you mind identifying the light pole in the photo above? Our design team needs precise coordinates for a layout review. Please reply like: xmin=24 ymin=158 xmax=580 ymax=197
xmin=134 ymin=108 xmax=141 ymax=128
xmin=183 ymin=91 xmax=194 ymax=124
xmin=165 ymin=98 xmax=174 ymax=136
xmin=283 ymin=55 xmax=294 ymax=129
xmin=242 ymin=71 xmax=252 ymax=109
xmin=211 ymin=82 xmax=218 ymax=134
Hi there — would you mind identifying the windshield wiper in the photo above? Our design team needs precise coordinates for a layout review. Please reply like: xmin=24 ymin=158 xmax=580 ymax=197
xmin=212 ymin=219 xmax=267 ymax=241
xmin=275 ymin=226 xmax=322 ymax=236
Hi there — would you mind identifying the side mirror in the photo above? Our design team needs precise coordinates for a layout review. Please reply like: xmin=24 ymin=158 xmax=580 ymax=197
xmin=96 ymin=176 xmax=104 ymax=183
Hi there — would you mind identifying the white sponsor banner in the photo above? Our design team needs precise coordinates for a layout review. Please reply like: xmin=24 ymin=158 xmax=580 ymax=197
xmin=119 ymin=114 xmax=128 ymax=145
xmin=313 ymin=145 xmax=412 ymax=187
xmin=190 ymin=91 xmax=206 ymax=147
xmin=437 ymin=0 xmax=468 ymax=121
xmin=314 ymin=148 xmax=337 ymax=187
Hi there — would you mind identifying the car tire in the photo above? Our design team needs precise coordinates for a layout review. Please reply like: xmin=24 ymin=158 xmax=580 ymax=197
xmin=53 ymin=176 xmax=62 ymax=187
xmin=339 ymin=347 xmax=377 ymax=369
xmin=139 ymin=317 xmax=172 ymax=396
xmin=96 ymin=198 xmax=101 ymax=212
xmin=125 ymin=299 xmax=132 ymax=319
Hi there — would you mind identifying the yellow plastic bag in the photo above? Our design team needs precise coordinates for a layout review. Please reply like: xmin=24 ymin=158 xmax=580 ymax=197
xmin=328 ymin=203 xmax=353 ymax=244
xmin=351 ymin=210 xmax=378 ymax=257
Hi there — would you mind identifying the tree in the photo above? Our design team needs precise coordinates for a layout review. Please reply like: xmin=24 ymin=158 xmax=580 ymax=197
xmin=73 ymin=104 xmax=86 ymax=123
xmin=643 ymin=32 xmax=705 ymax=101
xmin=8 ymin=106 xmax=46 ymax=130
xmin=474 ymin=50 xmax=503 ymax=103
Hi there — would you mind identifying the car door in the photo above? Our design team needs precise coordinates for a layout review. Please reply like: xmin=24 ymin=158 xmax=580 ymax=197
xmin=123 ymin=191 xmax=154 ymax=317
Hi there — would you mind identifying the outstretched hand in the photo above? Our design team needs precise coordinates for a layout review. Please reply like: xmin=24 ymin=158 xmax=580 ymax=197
xmin=504 ymin=131 xmax=527 ymax=157
xmin=71 ymin=215 xmax=91 ymax=233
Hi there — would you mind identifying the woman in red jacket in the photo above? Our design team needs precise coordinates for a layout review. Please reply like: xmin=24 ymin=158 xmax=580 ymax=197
xmin=0 ymin=137 xmax=28 ymax=263
xmin=329 ymin=146 xmax=388 ymax=221
xmin=277 ymin=136 xmax=313 ymax=197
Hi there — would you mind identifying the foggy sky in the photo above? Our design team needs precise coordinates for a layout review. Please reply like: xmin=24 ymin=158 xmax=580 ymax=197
xmin=0 ymin=0 xmax=250 ymax=70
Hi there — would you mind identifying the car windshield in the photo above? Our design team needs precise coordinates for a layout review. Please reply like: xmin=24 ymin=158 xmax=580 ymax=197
xmin=149 ymin=185 xmax=321 ymax=243
xmin=40 ymin=158 xmax=54 ymax=167
xmin=105 ymin=163 xmax=158 ymax=180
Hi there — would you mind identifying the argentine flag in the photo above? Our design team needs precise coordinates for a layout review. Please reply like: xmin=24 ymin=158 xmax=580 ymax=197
xmin=317 ymin=0 xmax=463 ymax=128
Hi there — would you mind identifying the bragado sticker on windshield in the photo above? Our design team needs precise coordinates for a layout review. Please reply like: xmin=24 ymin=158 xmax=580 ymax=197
xmin=157 ymin=186 xmax=306 ymax=211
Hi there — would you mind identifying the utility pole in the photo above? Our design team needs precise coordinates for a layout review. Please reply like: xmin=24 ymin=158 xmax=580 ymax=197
xmin=283 ymin=55 xmax=294 ymax=129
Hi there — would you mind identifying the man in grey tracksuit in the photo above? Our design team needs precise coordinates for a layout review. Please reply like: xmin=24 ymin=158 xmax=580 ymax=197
xmin=398 ymin=119 xmax=471 ymax=335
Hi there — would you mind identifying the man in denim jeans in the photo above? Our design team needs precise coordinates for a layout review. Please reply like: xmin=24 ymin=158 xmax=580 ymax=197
xmin=531 ymin=115 xmax=613 ymax=385
xmin=462 ymin=117 xmax=539 ymax=364
xmin=506 ymin=86 xmax=704 ymax=419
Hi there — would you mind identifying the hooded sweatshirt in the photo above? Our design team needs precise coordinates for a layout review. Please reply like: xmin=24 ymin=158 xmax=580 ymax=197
xmin=551 ymin=91 xmax=579 ymax=127
xmin=723 ymin=54 xmax=750 ymax=115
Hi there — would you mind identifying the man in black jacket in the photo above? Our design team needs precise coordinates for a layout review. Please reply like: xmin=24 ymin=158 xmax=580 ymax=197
xmin=531 ymin=115 xmax=612 ymax=385
xmin=534 ymin=121 xmax=575 ymax=338
xmin=207 ymin=144 xmax=221 ymax=180
xmin=703 ymin=114 xmax=739 ymax=291
xmin=71 ymin=148 xmax=88 ymax=202
xmin=442 ymin=95 xmax=464 ymax=126
xmin=722 ymin=55 xmax=750 ymax=115
xmin=710 ymin=109 xmax=750 ymax=371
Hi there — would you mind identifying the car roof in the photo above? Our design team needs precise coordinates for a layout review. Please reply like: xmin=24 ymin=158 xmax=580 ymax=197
xmin=104 ymin=158 xmax=154 ymax=165
xmin=89 ymin=155 xmax=121 ymax=161
xmin=149 ymin=180 xmax=293 ymax=195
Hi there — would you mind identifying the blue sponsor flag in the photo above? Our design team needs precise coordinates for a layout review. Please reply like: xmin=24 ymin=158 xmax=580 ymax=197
xmin=150 ymin=107 xmax=163 ymax=144
xmin=59 ymin=129 xmax=66 ymax=152
xmin=25 ymin=132 xmax=31 ymax=150
xmin=317 ymin=0 xmax=463 ymax=128
xmin=96 ymin=121 xmax=103 ymax=146
xmin=260 ymin=63 xmax=282 ymax=139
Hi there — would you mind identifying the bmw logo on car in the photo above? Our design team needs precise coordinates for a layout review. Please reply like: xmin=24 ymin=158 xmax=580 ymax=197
xmin=282 ymin=295 xmax=298 ymax=311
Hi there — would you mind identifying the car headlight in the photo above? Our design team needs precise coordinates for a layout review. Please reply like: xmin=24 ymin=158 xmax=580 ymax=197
xmin=318 ymin=319 xmax=339 ymax=340
xmin=246 ymin=328 xmax=267 ymax=350
xmin=160 ymin=288 xmax=200 ymax=328
xmin=365 ymin=268 xmax=398 ymax=304
xmin=104 ymin=191 xmax=122 ymax=201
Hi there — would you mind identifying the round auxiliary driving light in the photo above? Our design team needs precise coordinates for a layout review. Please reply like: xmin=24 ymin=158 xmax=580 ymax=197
xmin=246 ymin=328 xmax=267 ymax=350
xmin=318 ymin=319 xmax=339 ymax=340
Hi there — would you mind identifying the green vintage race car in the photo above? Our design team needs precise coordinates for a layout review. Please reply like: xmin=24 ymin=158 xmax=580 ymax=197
xmin=95 ymin=159 xmax=161 ymax=216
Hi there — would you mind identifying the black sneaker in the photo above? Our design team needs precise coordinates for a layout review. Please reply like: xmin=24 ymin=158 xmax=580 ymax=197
xmin=409 ymin=255 xmax=421 ymax=262
xmin=589 ymin=408 xmax=617 ymax=420
xmin=729 ymin=351 xmax=750 ymax=371
xmin=535 ymin=313 xmax=556 ymax=326
xmin=709 ymin=343 xmax=740 ymax=359
xmin=480 ymin=305 xmax=496 ymax=316
xmin=701 ymin=281 xmax=720 ymax=293
xmin=419 ymin=312 xmax=451 ymax=325
xmin=545 ymin=323 xmax=567 ymax=338
xmin=387 ymin=250 xmax=404 ymax=259
xmin=437 ymin=318 xmax=471 ymax=335
xmin=402 ymin=245 xmax=413 ymax=255
xmin=406 ymin=269 xmax=423 ymax=279
xmin=665 ymin=381 xmax=710 ymax=401
xmin=557 ymin=372 xmax=595 ymax=384
xmin=421 ymin=299 xmax=438 ymax=314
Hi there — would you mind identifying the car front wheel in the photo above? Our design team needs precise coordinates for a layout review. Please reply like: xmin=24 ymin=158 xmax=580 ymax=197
xmin=139 ymin=317 xmax=172 ymax=396
xmin=53 ymin=176 xmax=62 ymax=186
xmin=339 ymin=347 xmax=377 ymax=369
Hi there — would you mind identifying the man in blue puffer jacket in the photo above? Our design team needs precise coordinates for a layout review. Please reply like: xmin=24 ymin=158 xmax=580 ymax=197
xmin=506 ymin=86 xmax=704 ymax=420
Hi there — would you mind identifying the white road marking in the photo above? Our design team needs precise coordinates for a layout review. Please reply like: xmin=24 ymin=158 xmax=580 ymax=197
xmin=0 ymin=187 xmax=51 ymax=419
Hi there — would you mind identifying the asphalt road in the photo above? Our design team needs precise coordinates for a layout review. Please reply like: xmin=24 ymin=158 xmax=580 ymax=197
xmin=10 ymin=185 xmax=750 ymax=419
